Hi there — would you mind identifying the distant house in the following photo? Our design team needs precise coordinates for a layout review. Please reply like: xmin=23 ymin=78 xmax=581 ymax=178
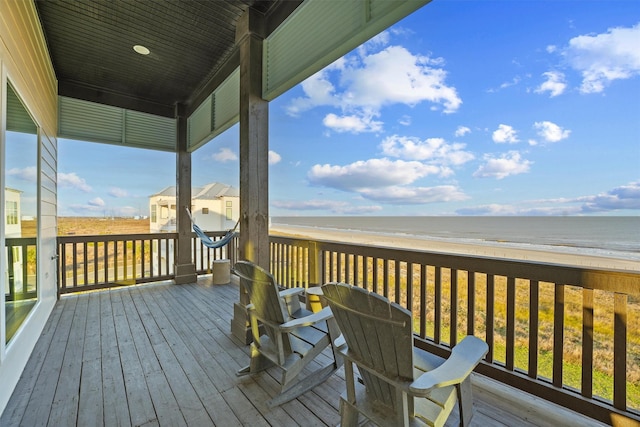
xmin=149 ymin=182 xmax=240 ymax=233
xmin=4 ymin=187 xmax=22 ymax=238
xmin=149 ymin=183 xmax=239 ymax=273
xmin=4 ymin=188 xmax=23 ymax=296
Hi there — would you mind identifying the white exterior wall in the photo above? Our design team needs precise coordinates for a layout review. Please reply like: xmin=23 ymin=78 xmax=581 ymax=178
xmin=0 ymin=1 xmax=59 ymax=416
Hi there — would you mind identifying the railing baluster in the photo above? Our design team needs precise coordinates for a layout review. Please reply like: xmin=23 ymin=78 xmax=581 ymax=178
xmin=434 ymin=266 xmax=442 ymax=345
xmin=506 ymin=276 xmax=516 ymax=371
xmin=72 ymin=242 xmax=78 ymax=288
xmin=582 ymin=288 xmax=593 ymax=398
xmin=420 ymin=264 xmax=427 ymax=339
xmin=486 ymin=273 xmax=495 ymax=363
xmin=468 ymin=271 xmax=475 ymax=336
xmin=553 ymin=284 xmax=565 ymax=388
xmin=451 ymin=268 xmax=458 ymax=346
xmin=407 ymin=262 xmax=413 ymax=317
xmin=614 ymin=293 xmax=627 ymax=410
xmin=529 ymin=280 xmax=540 ymax=379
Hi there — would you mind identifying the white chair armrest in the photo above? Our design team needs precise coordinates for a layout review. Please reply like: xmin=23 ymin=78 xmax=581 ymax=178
xmin=280 ymin=306 xmax=334 ymax=332
xmin=409 ymin=336 xmax=488 ymax=396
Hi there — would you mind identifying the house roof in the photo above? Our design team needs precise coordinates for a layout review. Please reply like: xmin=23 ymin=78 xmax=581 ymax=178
xmin=149 ymin=182 xmax=238 ymax=199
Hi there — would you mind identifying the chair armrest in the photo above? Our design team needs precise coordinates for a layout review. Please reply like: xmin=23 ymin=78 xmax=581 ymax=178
xmin=279 ymin=287 xmax=304 ymax=315
xmin=279 ymin=287 xmax=305 ymax=299
xmin=279 ymin=306 xmax=334 ymax=332
xmin=409 ymin=336 xmax=488 ymax=396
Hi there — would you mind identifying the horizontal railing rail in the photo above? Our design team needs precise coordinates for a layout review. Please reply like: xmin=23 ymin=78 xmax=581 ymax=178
xmin=269 ymin=235 xmax=640 ymax=426
xmin=57 ymin=231 xmax=237 ymax=296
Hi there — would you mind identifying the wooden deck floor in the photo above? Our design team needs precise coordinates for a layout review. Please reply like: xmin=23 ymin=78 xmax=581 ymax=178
xmin=1 ymin=277 xmax=606 ymax=427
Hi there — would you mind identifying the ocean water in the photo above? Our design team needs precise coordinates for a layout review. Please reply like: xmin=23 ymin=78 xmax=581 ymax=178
xmin=271 ymin=216 xmax=640 ymax=262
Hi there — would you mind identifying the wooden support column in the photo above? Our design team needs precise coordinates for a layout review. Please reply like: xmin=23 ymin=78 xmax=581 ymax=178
xmin=231 ymin=8 xmax=269 ymax=343
xmin=174 ymin=104 xmax=197 ymax=285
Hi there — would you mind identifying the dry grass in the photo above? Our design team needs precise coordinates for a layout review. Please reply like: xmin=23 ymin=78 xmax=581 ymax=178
xmin=57 ymin=217 xmax=150 ymax=235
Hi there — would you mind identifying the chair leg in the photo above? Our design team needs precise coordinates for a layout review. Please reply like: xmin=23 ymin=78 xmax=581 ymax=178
xmin=339 ymin=398 xmax=359 ymax=427
xmin=237 ymin=344 xmax=273 ymax=376
xmin=457 ymin=377 xmax=474 ymax=426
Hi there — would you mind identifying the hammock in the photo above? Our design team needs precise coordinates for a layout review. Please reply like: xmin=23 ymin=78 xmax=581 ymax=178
xmin=186 ymin=208 xmax=239 ymax=249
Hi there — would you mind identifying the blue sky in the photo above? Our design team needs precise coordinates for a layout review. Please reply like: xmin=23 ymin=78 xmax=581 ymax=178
xmin=49 ymin=1 xmax=640 ymax=217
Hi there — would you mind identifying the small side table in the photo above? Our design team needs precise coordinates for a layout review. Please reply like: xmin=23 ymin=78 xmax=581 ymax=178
xmin=211 ymin=259 xmax=230 ymax=284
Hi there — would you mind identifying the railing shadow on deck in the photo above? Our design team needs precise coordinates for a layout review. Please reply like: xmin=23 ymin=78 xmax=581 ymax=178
xmin=30 ymin=232 xmax=640 ymax=425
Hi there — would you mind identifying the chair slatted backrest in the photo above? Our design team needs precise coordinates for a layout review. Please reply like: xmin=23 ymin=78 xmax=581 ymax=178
xmin=234 ymin=261 xmax=291 ymax=351
xmin=322 ymin=283 xmax=414 ymax=409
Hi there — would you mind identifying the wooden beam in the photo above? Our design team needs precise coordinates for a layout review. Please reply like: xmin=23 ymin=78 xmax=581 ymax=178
xmin=174 ymin=105 xmax=196 ymax=284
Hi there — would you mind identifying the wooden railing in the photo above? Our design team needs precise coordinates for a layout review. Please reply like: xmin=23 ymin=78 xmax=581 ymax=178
xmin=51 ymin=231 xmax=638 ymax=424
xmin=56 ymin=232 xmax=237 ymax=296
xmin=269 ymin=236 xmax=640 ymax=426
xmin=5 ymin=237 xmax=37 ymax=301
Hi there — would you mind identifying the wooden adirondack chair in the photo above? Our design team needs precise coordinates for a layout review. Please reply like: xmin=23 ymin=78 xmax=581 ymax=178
xmin=321 ymin=282 xmax=488 ymax=427
xmin=233 ymin=260 xmax=343 ymax=407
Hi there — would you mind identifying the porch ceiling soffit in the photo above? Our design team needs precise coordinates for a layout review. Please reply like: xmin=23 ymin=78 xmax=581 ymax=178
xmin=40 ymin=0 xmax=432 ymax=152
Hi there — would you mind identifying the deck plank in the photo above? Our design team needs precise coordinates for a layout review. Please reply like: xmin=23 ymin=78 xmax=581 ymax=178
xmin=1 ymin=278 xmax=610 ymax=427
xmin=1 ymin=297 xmax=66 ymax=426
xmin=19 ymin=297 xmax=78 ymax=427
xmin=48 ymin=291 xmax=88 ymax=426
xmin=99 ymin=290 xmax=131 ymax=427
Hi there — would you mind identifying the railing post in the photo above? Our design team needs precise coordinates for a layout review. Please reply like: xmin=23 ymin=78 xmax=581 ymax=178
xmin=308 ymin=241 xmax=321 ymax=286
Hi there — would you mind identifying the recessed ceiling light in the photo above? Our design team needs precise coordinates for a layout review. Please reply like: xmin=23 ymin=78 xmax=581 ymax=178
xmin=133 ymin=45 xmax=150 ymax=55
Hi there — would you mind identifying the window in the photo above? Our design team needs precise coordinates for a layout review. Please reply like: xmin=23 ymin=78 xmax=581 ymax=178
xmin=226 ymin=201 xmax=233 ymax=220
xmin=202 ymin=207 xmax=209 ymax=214
xmin=151 ymin=205 xmax=157 ymax=222
xmin=6 ymin=201 xmax=18 ymax=225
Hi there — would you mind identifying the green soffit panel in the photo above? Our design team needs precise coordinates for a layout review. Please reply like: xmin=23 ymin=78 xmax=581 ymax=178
xmin=263 ymin=0 xmax=431 ymax=101
xmin=7 ymin=84 xmax=37 ymax=135
xmin=188 ymin=68 xmax=239 ymax=152
xmin=58 ymin=97 xmax=177 ymax=152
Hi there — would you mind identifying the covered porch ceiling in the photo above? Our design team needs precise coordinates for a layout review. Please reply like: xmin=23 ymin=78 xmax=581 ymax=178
xmin=34 ymin=0 xmax=432 ymax=152
xmin=34 ymin=0 xmax=301 ymax=119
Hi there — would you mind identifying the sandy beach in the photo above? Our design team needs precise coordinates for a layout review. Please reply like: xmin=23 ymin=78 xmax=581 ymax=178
xmin=270 ymin=225 xmax=639 ymax=272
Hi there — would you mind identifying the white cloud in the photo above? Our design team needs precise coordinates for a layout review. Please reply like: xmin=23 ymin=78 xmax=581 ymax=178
xmin=534 ymin=121 xmax=571 ymax=143
xmin=455 ymin=126 xmax=471 ymax=137
xmin=287 ymin=39 xmax=462 ymax=133
xmin=563 ymin=22 xmax=640 ymax=93
xmin=286 ymin=70 xmax=337 ymax=116
xmin=342 ymin=45 xmax=461 ymax=113
xmin=213 ymin=148 xmax=237 ymax=162
xmin=59 ymin=172 xmax=92 ymax=192
xmin=108 ymin=187 xmax=128 ymax=198
xmin=380 ymin=135 xmax=474 ymax=167
xmin=473 ymin=151 xmax=532 ymax=179
xmin=457 ymin=181 xmax=640 ymax=215
xmin=269 ymin=151 xmax=282 ymax=165
xmin=398 ymin=115 xmax=412 ymax=126
xmin=535 ymin=71 xmax=567 ymax=97
xmin=7 ymin=166 xmax=38 ymax=182
xmin=323 ymin=112 xmax=383 ymax=133
xmin=359 ymin=185 xmax=468 ymax=204
xmin=578 ymin=181 xmax=640 ymax=212
xmin=88 ymin=197 xmax=105 ymax=207
xmin=492 ymin=124 xmax=519 ymax=144
xmin=308 ymin=158 xmax=441 ymax=191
